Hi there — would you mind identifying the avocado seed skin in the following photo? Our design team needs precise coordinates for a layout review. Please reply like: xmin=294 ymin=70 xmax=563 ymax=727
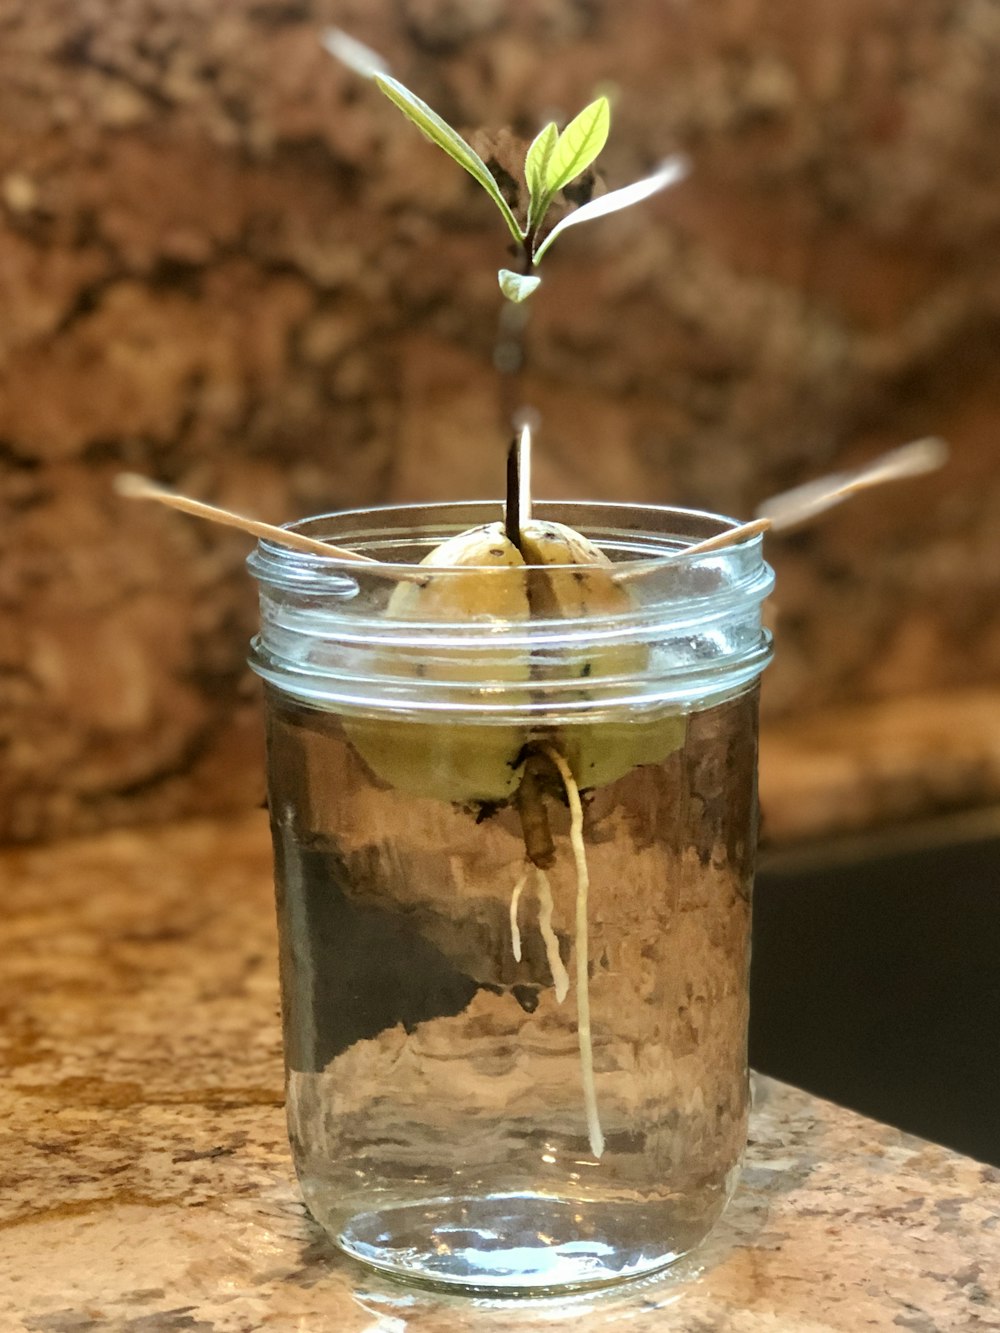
xmin=518 ymin=521 xmax=686 ymax=790
xmin=345 ymin=519 xmax=685 ymax=804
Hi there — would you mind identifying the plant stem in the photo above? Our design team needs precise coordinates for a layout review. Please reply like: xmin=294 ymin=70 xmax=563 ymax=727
xmin=496 ymin=227 xmax=536 ymax=435
xmin=505 ymin=432 xmax=523 ymax=550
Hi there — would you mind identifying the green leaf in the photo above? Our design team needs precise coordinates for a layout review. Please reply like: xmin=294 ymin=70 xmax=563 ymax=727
xmin=373 ymin=74 xmax=524 ymax=244
xmin=498 ymin=269 xmax=542 ymax=303
xmin=524 ymin=122 xmax=558 ymax=231
xmin=533 ymin=155 xmax=688 ymax=262
xmin=544 ymin=96 xmax=611 ymax=196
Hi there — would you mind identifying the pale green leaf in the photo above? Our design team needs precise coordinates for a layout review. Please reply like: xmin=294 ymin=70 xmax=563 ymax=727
xmin=544 ymin=96 xmax=611 ymax=196
xmin=524 ymin=122 xmax=558 ymax=231
xmin=533 ymin=155 xmax=688 ymax=262
xmin=498 ymin=269 xmax=542 ymax=303
xmin=373 ymin=74 xmax=523 ymax=243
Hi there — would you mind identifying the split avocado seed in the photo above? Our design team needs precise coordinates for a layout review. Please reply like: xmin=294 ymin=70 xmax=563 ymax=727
xmin=344 ymin=515 xmax=687 ymax=807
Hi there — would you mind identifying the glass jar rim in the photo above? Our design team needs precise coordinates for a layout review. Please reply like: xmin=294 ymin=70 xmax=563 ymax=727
xmin=249 ymin=498 xmax=762 ymax=584
xmin=247 ymin=500 xmax=774 ymax=719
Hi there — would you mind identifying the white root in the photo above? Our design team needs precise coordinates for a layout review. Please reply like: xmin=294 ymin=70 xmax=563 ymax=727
xmin=509 ymin=869 xmax=528 ymax=963
xmin=534 ymin=868 xmax=571 ymax=1003
xmin=539 ymin=744 xmax=606 ymax=1159
xmin=508 ymin=865 xmax=569 ymax=1000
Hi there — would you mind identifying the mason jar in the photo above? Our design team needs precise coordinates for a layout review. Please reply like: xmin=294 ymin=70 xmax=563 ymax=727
xmin=248 ymin=500 xmax=773 ymax=1295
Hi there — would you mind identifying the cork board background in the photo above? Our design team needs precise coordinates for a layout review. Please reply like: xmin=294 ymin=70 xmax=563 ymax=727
xmin=2 ymin=0 xmax=999 ymax=841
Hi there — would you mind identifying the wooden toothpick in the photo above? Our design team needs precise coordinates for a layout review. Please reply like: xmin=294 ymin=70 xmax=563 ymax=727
xmin=113 ymin=474 xmax=421 ymax=581
xmin=754 ymin=436 xmax=948 ymax=531
xmin=613 ymin=435 xmax=948 ymax=580
xmin=682 ymin=516 xmax=772 ymax=557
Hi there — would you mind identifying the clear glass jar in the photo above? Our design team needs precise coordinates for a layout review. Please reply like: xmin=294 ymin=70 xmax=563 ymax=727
xmin=248 ymin=501 xmax=773 ymax=1295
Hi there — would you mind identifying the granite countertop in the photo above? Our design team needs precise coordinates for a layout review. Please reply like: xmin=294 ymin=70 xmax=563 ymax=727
xmin=2 ymin=813 xmax=998 ymax=1332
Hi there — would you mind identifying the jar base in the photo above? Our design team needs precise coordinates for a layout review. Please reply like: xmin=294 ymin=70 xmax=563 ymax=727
xmin=328 ymin=1192 xmax=703 ymax=1295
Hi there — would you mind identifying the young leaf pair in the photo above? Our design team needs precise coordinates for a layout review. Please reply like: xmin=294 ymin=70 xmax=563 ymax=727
xmin=523 ymin=99 xmax=610 ymax=236
xmin=497 ymin=154 xmax=687 ymax=302
xmin=323 ymin=30 xmax=687 ymax=304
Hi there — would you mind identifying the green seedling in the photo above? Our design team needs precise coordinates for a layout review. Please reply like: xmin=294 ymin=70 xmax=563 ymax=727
xmin=119 ymin=34 xmax=947 ymax=1167
xmin=323 ymin=27 xmax=687 ymax=303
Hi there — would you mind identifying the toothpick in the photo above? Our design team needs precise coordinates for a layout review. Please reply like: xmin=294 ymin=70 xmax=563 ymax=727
xmin=114 ymin=474 xmax=420 ymax=582
xmin=755 ymin=436 xmax=948 ymax=531
xmin=682 ymin=516 xmax=772 ymax=557
xmin=611 ymin=516 xmax=771 ymax=581
xmin=613 ymin=435 xmax=948 ymax=580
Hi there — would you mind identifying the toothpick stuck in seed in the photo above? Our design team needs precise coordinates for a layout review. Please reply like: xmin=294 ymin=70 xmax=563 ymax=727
xmin=611 ymin=517 xmax=772 ymax=582
xmin=114 ymin=474 xmax=421 ymax=582
xmin=612 ymin=435 xmax=948 ymax=581
xmin=683 ymin=516 xmax=772 ymax=558
xmin=754 ymin=436 xmax=948 ymax=531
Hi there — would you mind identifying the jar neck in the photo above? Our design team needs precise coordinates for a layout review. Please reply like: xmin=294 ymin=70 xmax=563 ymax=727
xmin=248 ymin=501 xmax=774 ymax=721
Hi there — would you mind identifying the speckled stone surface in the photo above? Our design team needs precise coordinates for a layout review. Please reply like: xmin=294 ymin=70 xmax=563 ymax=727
xmin=2 ymin=813 xmax=998 ymax=1332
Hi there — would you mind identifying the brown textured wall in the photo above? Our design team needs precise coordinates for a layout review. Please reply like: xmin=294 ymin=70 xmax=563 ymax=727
xmin=2 ymin=0 xmax=999 ymax=841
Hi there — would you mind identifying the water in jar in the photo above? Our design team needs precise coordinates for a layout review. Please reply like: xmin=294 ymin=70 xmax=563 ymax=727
xmin=265 ymin=684 xmax=758 ymax=1293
